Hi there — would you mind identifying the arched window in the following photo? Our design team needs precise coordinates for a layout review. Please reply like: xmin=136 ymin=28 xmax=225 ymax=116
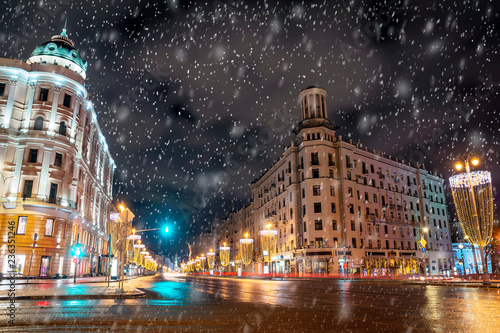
xmin=34 ymin=116 xmax=44 ymax=130
xmin=309 ymin=94 xmax=313 ymax=117
xmin=312 ymin=133 xmax=315 ymax=140
xmin=307 ymin=134 xmax=310 ymax=140
xmin=321 ymin=95 xmax=326 ymax=118
xmin=317 ymin=132 xmax=320 ymax=140
xmin=315 ymin=94 xmax=321 ymax=117
xmin=59 ymin=121 xmax=67 ymax=136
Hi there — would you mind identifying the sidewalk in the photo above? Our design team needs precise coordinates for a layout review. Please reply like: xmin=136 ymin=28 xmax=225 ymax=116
xmin=0 ymin=274 xmax=144 ymax=285
xmin=0 ymin=275 xmax=152 ymax=300
xmin=0 ymin=284 xmax=145 ymax=300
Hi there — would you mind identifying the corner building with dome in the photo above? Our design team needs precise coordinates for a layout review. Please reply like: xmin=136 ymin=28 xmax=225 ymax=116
xmin=0 ymin=28 xmax=115 ymax=278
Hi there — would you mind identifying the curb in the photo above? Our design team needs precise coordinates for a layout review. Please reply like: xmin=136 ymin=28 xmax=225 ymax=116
xmin=402 ymin=282 xmax=500 ymax=289
xmin=0 ymin=290 xmax=146 ymax=301
xmin=0 ymin=275 xmax=150 ymax=286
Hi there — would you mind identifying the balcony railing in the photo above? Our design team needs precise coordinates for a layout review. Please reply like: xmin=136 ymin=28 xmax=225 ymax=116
xmin=21 ymin=195 xmax=78 ymax=209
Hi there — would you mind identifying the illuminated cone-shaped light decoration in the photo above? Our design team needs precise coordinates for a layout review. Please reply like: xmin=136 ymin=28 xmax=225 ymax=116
xmin=195 ymin=258 xmax=201 ymax=270
xmin=207 ymin=250 xmax=216 ymax=269
xmin=220 ymin=243 xmax=230 ymax=267
xmin=449 ymin=170 xmax=494 ymax=247
xmin=199 ymin=255 xmax=206 ymax=270
xmin=260 ymin=225 xmax=277 ymax=263
xmin=240 ymin=234 xmax=254 ymax=265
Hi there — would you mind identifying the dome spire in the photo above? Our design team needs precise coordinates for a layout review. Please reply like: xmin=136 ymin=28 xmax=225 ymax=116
xmin=61 ymin=16 xmax=68 ymax=37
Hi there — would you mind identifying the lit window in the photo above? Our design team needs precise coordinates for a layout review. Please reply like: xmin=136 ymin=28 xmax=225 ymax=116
xmin=17 ymin=216 xmax=28 ymax=235
xmin=45 ymin=218 xmax=54 ymax=236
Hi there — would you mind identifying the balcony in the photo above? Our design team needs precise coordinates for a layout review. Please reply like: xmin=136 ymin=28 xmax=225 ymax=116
xmin=310 ymin=160 xmax=319 ymax=166
xmin=378 ymin=173 xmax=385 ymax=179
xmin=298 ymin=164 xmax=304 ymax=170
xmin=346 ymin=162 xmax=353 ymax=169
xmin=26 ymin=195 xmax=77 ymax=209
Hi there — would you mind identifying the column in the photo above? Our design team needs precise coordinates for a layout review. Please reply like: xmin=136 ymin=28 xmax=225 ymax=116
xmin=48 ymin=85 xmax=62 ymax=132
xmin=22 ymin=82 xmax=37 ymax=130
xmin=37 ymin=148 xmax=53 ymax=198
xmin=71 ymin=94 xmax=83 ymax=142
xmin=2 ymin=78 xmax=19 ymax=129
xmin=92 ymin=188 xmax=98 ymax=224
xmin=8 ymin=147 xmax=25 ymax=198
xmin=70 ymin=160 xmax=80 ymax=203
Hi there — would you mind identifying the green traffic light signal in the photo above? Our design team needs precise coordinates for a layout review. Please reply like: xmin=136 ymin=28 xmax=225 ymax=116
xmin=164 ymin=226 xmax=169 ymax=233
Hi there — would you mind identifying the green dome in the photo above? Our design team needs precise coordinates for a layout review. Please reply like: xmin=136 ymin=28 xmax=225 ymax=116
xmin=28 ymin=29 xmax=88 ymax=78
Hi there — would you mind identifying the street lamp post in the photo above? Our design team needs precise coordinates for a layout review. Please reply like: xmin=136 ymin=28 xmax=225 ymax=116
xmin=26 ymin=232 xmax=38 ymax=283
xmin=416 ymin=226 xmax=429 ymax=279
xmin=458 ymin=243 xmax=465 ymax=276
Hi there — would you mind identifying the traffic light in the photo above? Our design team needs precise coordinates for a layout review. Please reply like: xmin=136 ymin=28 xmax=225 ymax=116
xmin=73 ymin=257 xmax=77 ymax=264
xmin=164 ymin=226 xmax=169 ymax=233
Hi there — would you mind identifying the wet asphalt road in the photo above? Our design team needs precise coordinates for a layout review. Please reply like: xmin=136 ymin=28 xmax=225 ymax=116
xmin=1 ymin=273 xmax=500 ymax=332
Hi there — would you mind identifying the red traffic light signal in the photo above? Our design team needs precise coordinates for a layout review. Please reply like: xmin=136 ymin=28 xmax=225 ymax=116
xmin=73 ymin=257 xmax=77 ymax=264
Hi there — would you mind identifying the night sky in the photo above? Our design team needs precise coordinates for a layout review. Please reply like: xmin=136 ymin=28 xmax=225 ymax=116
xmin=1 ymin=0 xmax=499 ymax=256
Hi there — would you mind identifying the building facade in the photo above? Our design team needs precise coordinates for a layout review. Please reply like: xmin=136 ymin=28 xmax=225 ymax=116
xmin=0 ymin=28 xmax=115 ymax=277
xmin=209 ymin=86 xmax=454 ymax=277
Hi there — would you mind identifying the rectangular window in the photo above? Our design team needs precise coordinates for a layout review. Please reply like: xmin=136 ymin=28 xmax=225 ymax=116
xmin=328 ymin=153 xmax=334 ymax=166
xmin=315 ymin=238 xmax=323 ymax=248
xmin=348 ymin=187 xmax=353 ymax=197
xmin=45 ymin=218 xmax=54 ymax=236
xmin=312 ymin=169 xmax=319 ymax=178
xmin=23 ymin=180 xmax=33 ymax=198
xmin=312 ymin=185 xmax=321 ymax=196
xmin=17 ymin=216 xmax=28 ymax=235
xmin=303 ymin=221 xmax=307 ymax=233
xmin=39 ymin=88 xmax=49 ymax=101
xmin=54 ymin=153 xmax=63 ymax=167
xmin=329 ymin=169 xmax=334 ymax=178
xmin=332 ymin=220 xmax=337 ymax=230
xmin=333 ymin=237 xmax=338 ymax=247
xmin=313 ymin=203 xmax=322 ymax=213
xmin=28 ymin=149 xmax=38 ymax=163
xmin=331 ymin=203 xmax=336 ymax=213
xmin=352 ymin=238 xmax=357 ymax=248
xmin=311 ymin=152 xmax=319 ymax=165
xmin=330 ymin=186 xmax=335 ymax=196
xmin=315 ymin=220 xmax=323 ymax=230
xmin=63 ymin=93 xmax=72 ymax=107
xmin=49 ymin=183 xmax=58 ymax=202
xmin=0 ymin=82 xmax=5 ymax=96
xmin=302 ymin=205 xmax=306 ymax=216
xmin=351 ymin=220 xmax=355 ymax=231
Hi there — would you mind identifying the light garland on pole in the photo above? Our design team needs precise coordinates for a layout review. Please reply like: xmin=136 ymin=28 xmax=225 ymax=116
xmin=449 ymin=155 xmax=494 ymax=285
